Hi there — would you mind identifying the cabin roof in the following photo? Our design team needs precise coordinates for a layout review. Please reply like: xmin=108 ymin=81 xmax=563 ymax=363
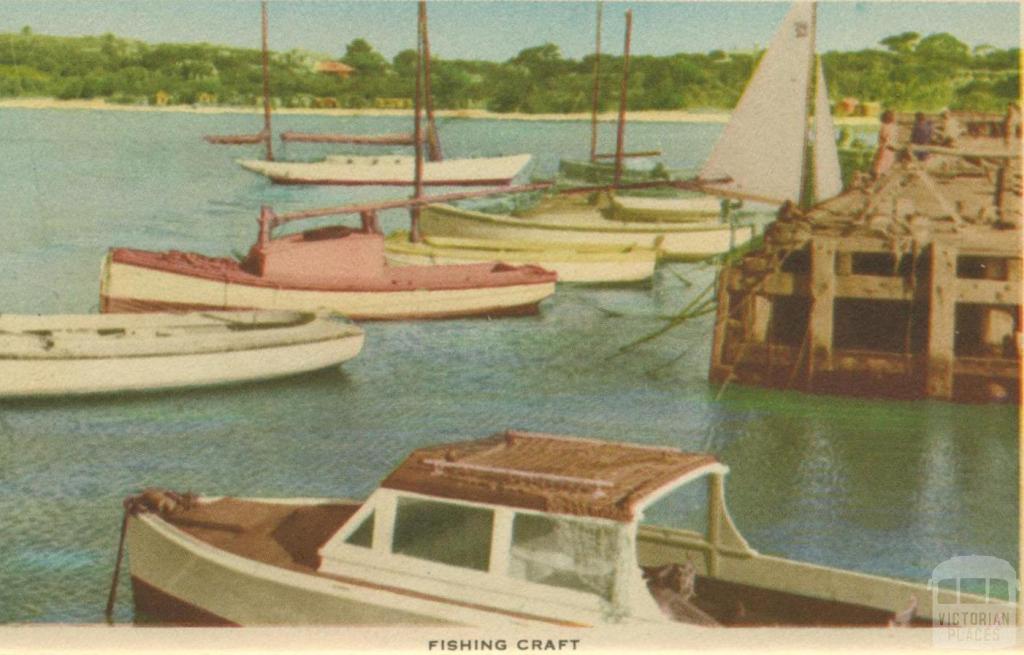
xmin=379 ymin=430 xmax=718 ymax=522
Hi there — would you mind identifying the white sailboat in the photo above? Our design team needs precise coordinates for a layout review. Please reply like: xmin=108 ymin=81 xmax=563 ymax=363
xmin=228 ymin=2 xmax=530 ymax=187
xmin=422 ymin=2 xmax=842 ymax=257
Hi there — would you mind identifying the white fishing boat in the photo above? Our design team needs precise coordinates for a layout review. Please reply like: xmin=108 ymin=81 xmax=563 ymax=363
xmin=118 ymin=430 xmax=976 ymax=627
xmin=383 ymin=232 xmax=656 ymax=284
xmin=237 ymin=153 xmax=532 ymax=187
xmin=0 ymin=310 xmax=364 ymax=398
xmin=419 ymin=2 xmax=842 ymax=253
xmin=419 ymin=200 xmax=756 ymax=262
xmin=217 ymin=2 xmax=530 ymax=187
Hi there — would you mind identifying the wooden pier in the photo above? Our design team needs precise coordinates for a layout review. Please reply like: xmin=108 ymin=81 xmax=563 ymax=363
xmin=710 ymin=119 xmax=1021 ymax=403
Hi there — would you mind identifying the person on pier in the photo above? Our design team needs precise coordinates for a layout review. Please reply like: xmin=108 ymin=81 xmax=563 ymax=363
xmin=871 ymin=110 xmax=898 ymax=179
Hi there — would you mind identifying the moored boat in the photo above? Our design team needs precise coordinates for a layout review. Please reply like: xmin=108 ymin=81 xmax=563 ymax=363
xmin=221 ymin=2 xmax=531 ymax=188
xmin=383 ymin=231 xmax=657 ymax=285
xmin=237 ymin=153 xmax=532 ymax=187
xmin=100 ymin=202 xmax=557 ymax=321
xmin=119 ymin=430 xmax=978 ymax=627
xmin=420 ymin=201 xmax=757 ymax=262
xmin=0 ymin=310 xmax=364 ymax=398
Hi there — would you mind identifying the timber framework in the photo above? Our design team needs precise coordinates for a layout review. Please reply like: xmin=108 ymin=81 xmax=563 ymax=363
xmin=710 ymin=112 xmax=1022 ymax=403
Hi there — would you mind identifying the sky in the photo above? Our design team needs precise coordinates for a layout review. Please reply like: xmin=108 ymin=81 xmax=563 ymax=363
xmin=0 ymin=1 xmax=1019 ymax=61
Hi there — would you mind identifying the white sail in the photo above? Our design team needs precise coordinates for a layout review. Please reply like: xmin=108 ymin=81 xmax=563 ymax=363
xmin=813 ymin=59 xmax=843 ymax=202
xmin=700 ymin=2 xmax=815 ymax=204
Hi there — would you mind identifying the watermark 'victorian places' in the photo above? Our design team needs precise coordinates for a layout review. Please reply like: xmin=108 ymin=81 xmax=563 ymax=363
xmin=930 ymin=556 xmax=1018 ymax=649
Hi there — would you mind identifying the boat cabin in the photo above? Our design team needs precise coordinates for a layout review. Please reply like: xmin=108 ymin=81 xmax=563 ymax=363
xmin=317 ymin=430 xmax=746 ymax=624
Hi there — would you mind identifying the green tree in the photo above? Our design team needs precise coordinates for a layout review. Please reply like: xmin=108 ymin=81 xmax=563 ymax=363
xmin=341 ymin=38 xmax=388 ymax=76
xmin=879 ymin=32 xmax=920 ymax=54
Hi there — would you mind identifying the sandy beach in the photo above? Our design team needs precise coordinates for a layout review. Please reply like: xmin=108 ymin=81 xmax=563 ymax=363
xmin=0 ymin=97 xmax=880 ymax=127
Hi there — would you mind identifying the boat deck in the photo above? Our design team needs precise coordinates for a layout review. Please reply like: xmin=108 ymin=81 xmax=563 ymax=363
xmin=163 ymin=498 xmax=360 ymax=573
xmin=110 ymin=247 xmax=556 ymax=293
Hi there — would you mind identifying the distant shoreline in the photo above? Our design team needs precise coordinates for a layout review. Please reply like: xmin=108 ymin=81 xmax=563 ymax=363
xmin=0 ymin=97 xmax=880 ymax=127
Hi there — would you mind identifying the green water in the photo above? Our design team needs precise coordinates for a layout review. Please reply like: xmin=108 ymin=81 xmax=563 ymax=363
xmin=0 ymin=108 xmax=1015 ymax=623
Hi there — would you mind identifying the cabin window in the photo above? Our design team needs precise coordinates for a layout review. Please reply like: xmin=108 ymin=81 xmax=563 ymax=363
xmin=391 ymin=498 xmax=493 ymax=571
xmin=345 ymin=512 xmax=374 ymax=548
xmin=509 ymin=513 xmax=617 ymax=601
xmin=640 ymin=477 xmax=709 ymax=538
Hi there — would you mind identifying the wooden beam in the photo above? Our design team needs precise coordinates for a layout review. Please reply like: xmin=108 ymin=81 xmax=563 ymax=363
xmin=808 ymin=238 xmax=837 ymax=382
xmin=927 ymin=239 xmax=958 ymax=399
xmin=956 ymin=279 xmax=1021 ymax=305
xmin=708 ymin=271 xmax=731 ymax=382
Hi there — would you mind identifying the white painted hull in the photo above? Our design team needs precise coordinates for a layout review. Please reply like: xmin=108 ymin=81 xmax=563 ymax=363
xmin=420 ymin=205 xmax=757 ymax=261
xmin=610 ymin=195 xmax=724 ymax=222
xmin=238 ymin=154 xmax=532 ymax=186
xmin=0 ymin=311 xmax=364 ymax=398
xmin=100 ymin=257 xmax=555 ymax=321
xmin=384 ymin=237 xmax=655 ymax=284
xmin=127 ymin=506 xmax=604 ymax=627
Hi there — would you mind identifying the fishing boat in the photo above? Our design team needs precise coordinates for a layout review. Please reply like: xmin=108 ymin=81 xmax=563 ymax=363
xmin=100 ymin=192 xmax=558 ymax=321
xmin=237 ymin=153 xmax=533 ymax=187
xmin=419 ymin=199 xmax=755 ymax=262
xmin=214 ymin=2 xmax=530 ymax=187
xmin=117 ymin=430 xmax=972 ymax=627
xmin=419 ymin=2 xmax=842 ymax=255
xmin=383 ymin=232 xmax=656 ymax=285
xmin=0 ymin=310 xmax=363 ymax=398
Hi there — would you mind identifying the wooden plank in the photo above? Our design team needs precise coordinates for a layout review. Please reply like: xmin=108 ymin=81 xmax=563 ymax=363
xmin=927 ymin=239 xmax=958 ymax=399
xmin=808 ymin=238 xmax=837 ymax=381
xmin=956 ymin=279 xmax=1021 ymax=305
xmin=708 ymin=271 xmax=732 ymax=382
xmin=954 ymin=356 xmax=1021 ymax=378
xmin=836 ymin=275 xmax=914 ymax=301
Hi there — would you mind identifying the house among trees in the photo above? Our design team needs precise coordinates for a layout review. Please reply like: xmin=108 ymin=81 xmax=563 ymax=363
xmin=152 ymin=90 xmax=171 ymax=106
xmin=315 ymin=61 xmax=354 ymax=80
xmin=835 ymin=97 xmax=860 ymax=116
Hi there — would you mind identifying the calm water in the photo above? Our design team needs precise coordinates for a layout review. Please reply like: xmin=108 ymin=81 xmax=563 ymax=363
xmin=0 ymin=108 xmax=1016 ymax=623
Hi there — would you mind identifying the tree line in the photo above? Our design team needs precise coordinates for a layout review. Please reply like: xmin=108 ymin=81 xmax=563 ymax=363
xmin=0 ymin=27 xmax=1017 ymax=113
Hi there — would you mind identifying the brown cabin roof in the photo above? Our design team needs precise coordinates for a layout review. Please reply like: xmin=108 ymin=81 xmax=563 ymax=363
xmin=380 ymin=430 xmax=718 ymax=522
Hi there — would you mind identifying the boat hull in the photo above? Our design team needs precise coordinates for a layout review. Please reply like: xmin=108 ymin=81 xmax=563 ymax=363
xmin=238 ymin=154 xmax=532 ymax=186
xmin=0 ymin=311 xmax=364 ymax=398
xmin=610 ymin=195 xmax=724 ymax=223
xmin=126 ymin=504 xmax=591 ymax=627
xmin=383 ymin=234 xmax=656 ymax=284
xmin=420 ymin=204 xmax=757 ymax=261
xmin=100 ymin=254 xmax=556 ymax=321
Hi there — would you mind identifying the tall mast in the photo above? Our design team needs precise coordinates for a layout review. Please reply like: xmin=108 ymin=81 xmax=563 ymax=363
xmin=589 ymin=2 xmax=603 ymax=163
xmin=260 ymin=0 xmax=274 ymax=161
xmin=797 ymin=1 xmax=817 ymax=209
xmin=421 ymin=2 xmax=443 ymax=162
xmin=613 ymin=9 xmax=632 ymax=187
xmin=410 ymin=1 xmax=426 ymax=242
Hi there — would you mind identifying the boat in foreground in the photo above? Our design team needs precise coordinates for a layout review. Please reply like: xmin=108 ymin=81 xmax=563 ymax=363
xmin=0 ymin=310 xmax=364 ymax=398
xmin=120 ymin=430 xmax=970 ymax=627
xmin=420 ymin=200 xmax=757 ymax=262
xmin=101 ymin=204 xmax=557 ymax=321
xmin=383 ymin=231 xmax=656 ymax=285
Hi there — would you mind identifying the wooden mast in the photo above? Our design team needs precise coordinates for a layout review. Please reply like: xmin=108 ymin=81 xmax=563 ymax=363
xmin=260 ymin=0 xmax=274 ymax=161
xmin=589 ymin=2 xmax=603 ymax=163
xmin=797 ymin=1 xmax=818 ymax=209
xmin=421 ymin=2 xmax=443 ymax=162
xmin=613 ymin=9 xmax=632 ymax=187
xmin=410 ymin=1 xmax=426 ymax=242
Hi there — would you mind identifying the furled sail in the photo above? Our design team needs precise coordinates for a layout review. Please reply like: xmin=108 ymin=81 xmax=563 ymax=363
xmin=812 ymin=60 xmax=843 ymax=203
xmin=699 ymin=2 xmax=815 ymax=204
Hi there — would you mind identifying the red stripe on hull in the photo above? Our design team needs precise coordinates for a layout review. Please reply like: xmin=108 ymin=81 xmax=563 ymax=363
xmin=100 ymin=294 xmax=542 ymax=321
xmin=267 ymin=177 xmax=515 ymax=187
xmin=131 ymin=576 xmax=237 ymax=627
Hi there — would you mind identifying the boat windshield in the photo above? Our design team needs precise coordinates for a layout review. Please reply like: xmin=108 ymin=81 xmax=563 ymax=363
xmin=640 ymin=475 xmax=710 ymax=538
xmin=508 ymin=512 xmax=618 ymax=601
